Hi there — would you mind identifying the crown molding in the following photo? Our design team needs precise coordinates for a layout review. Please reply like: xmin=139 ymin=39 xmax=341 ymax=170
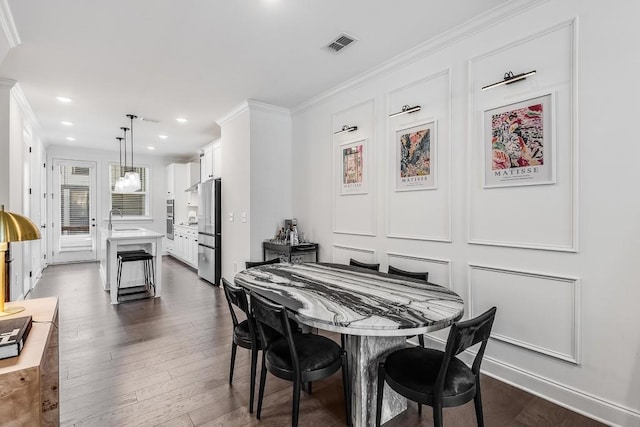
xmin=292 ymin=0 xmax=546 ymax=114
xmin=10 ymin=82 xmax=41 ymax=133
xmin=217 ymin=99 xmax=291 ymax=126
xmin=0 ymin=0 xmax=20 ymax=48
xmin=0 ymin=76 xmax=16 ymax=88
xmin=216 ymin=100 xmax=250 ymax=126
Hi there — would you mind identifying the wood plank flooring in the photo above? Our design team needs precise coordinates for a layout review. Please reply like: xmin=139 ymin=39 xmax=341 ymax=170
xmin=28 ymin=257 xmax=604 ymax=427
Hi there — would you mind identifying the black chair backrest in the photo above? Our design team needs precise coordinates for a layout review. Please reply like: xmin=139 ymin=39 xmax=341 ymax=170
xmin=222 ymin=277 xmax=250 ymax=328
xmin=439 ymin=307 xmax=497 ymax=384
xmin=246 ymin=258 xmax=281 ymax=269
xmin=250 ymin=292 xmax=297 ymax=349
xmin=349 ymin=258 xmax=380 ymax=272
xmin=387 ymin=265 xmax=429 ymax=283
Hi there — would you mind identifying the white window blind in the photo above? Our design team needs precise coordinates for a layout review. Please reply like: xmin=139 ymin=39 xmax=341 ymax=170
xmin=59 ymin=165 xmax=90 ymax=235
xmin=110 ymin=164 xmax=150 ymax=217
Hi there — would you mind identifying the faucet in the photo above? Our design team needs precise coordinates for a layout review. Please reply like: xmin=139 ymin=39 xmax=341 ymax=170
xmin=108 ymin=209 xmax=123 ymax=231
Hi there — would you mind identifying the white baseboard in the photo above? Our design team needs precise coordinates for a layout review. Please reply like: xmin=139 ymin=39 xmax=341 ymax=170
xmin=423 ymin=335 xmax=640 ymax=426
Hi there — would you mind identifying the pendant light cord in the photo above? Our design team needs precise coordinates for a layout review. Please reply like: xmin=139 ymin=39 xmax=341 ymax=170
xmin=127 ymin=114 xmax=138 ymax=173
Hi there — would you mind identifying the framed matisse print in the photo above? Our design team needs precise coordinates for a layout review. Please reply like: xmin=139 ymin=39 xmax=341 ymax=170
xmin=395 ymin=121 xmax=437 ymax=191
xmin=484 ymin=93 xmax=555 ymax=188
xmin=340 ymin=138 xmax=367 ymax=195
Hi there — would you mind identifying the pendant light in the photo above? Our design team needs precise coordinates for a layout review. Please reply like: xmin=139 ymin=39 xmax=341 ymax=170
xmin=123 ymin=114 xmax=141 ymax=192
xmin=114 ymin=136 xmax=126 ymax=191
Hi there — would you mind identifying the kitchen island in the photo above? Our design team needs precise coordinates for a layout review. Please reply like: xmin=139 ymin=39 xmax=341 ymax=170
xmin=99 ymin=227 xmax=164 ymax=304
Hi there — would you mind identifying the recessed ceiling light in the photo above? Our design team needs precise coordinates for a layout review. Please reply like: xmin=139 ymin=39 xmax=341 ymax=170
xmin=147 ymin=146 xmax=155 ymax=150
xmin=176 ymin=117 xmax=187 ymax=124
xmin=158 ymin=134 xmax=168 ymax=139
xmin=65 ymin=137 xmax=76 ymax=141
xmin=56 ymin=96 xmax=72 ymax=103
xmin=60 ymin=121 xmax=73 ymax=126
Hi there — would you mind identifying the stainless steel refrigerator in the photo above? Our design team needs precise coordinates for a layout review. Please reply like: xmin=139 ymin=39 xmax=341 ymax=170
xmin=197 ymin=178 xmax=221 ymax=285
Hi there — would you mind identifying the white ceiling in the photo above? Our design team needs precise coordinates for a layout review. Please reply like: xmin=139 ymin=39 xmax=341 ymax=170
xmin=1 ymin=0 xmax=509 ymax=159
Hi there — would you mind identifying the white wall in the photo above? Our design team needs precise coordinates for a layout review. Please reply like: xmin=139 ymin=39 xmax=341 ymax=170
xmin=218 ymin=101 xmax=292 ymax=279
xmin=46 ymin=145 xmax=169 ymax=261
xmin=291 ymin=1 xmax=640 ymax=425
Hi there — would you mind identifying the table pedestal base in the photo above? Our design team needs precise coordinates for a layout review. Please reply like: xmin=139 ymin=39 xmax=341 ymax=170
xmin=345 ymin=335 xmax=408 ymax=427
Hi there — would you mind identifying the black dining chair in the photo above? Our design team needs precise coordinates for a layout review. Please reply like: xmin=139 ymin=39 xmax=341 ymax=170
xmin=246 ymin=258 xmax=281 ymax=269
xmin=375 ymin=306 xmax=497 ymax=427
xmin=222 ymin=278 xmax=261 ymax=413
xmin=250 ymin=292 xmax=352 ymax=427
xmin=387 ymin=265 xmax=431 ymax=347
xmin=349 ymin=258 xmax=380 ymax=271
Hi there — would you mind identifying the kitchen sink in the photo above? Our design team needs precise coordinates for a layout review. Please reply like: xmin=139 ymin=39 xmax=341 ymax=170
xmin=113 ymin=227 xmax=142 ymax=232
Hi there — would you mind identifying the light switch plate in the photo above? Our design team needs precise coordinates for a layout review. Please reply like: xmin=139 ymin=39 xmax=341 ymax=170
xmin=228 ymin=212 xmax=234 ymax=222
xmin=241 ymin=212 xmax=247 ymax=223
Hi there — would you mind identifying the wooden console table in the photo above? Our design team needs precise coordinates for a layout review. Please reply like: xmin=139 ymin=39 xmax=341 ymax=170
xmin=0 ymin=297 xmax=59 ymax=425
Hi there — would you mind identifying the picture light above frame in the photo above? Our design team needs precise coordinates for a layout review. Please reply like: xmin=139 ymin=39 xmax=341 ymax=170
xmin=389 ymin=104 xmax=422 ymax=118
xmin=482 ymin=70 xmax=537 ymax=91
xmin=334 ymin=125 xmax=358 ymax=135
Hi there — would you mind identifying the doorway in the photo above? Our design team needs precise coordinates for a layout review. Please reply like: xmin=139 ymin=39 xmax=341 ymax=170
xmin=51 ymin=159 xmax=97 ymax=263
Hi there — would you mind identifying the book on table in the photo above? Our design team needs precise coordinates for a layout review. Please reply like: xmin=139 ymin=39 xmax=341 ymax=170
xmin=0 ymin=316 xmax=32 ymax=360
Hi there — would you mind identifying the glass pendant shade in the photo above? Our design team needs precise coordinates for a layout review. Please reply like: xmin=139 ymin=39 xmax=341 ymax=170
xmin=123 ymin=171 xmax=141 ymax=192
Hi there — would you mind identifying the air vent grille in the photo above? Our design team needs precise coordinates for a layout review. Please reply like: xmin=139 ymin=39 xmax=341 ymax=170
xmin=325 ymin=33 xmax=357 ymax=54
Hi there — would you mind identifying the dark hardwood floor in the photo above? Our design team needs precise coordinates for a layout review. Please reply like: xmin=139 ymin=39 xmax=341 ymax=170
xmin=28 ymin=257 xmax=604 ymax=427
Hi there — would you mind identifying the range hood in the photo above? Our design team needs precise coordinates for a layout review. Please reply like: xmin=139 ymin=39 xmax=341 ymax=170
xmin=185 ymin=182 xmax=199 ymax=192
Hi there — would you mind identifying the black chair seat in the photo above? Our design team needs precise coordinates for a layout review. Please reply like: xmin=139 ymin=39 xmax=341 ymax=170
xmin=384 ymin=347 xmax=475 ymax=405
xmin=234 ymin=319 xmax=296 ymax=350
xmin=118 ymin=252 xmax=153 ymax=262
xmin=266 ymin=334 xmax=342 ymax=377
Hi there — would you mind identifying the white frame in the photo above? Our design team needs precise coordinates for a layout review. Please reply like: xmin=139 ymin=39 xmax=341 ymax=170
xmin=339 ymin=138 xmax=368 ymax=195
xmin=483 ymin=92 xmax=556 ymax=188
xmin=394 ymin=120 xmax=438 ymax=191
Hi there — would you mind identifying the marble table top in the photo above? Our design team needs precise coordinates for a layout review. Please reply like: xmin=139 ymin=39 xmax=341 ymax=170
xmin=234 ymin=262 xmax=464 ymax=336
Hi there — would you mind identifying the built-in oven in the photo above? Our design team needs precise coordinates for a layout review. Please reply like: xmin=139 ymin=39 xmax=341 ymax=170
xmin=166 ymin=199 xmax=174 ymax=240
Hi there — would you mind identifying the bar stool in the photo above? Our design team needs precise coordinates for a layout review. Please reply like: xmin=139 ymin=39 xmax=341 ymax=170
xmin=117 ymin=250 xmax=155 ymax=302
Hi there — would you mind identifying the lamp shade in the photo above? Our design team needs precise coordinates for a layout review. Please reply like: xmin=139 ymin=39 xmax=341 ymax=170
xmin=0 ymin=205 xmax=41 ymax=243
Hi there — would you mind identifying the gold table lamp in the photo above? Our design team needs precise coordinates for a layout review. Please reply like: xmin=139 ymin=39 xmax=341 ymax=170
xmin=0 ymin=205 xmax=41 ymax=316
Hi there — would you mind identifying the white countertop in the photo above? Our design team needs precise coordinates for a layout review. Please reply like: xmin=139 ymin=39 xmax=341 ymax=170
xmin=101 ymin=227 xmax=164 ymax=241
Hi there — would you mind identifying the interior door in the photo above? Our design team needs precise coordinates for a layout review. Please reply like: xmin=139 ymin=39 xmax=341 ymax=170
xmin=52 ymin=159 xmax=97 ymax=263
xmin=22 ymin=129 xmax=32 ymax=296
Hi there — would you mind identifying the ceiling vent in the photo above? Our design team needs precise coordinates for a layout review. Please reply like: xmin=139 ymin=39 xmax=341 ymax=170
xmin=325 ymin=33 xmax=358 ymax=54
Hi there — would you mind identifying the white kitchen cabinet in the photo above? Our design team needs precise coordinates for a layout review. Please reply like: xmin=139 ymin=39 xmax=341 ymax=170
xmin=186 ymin=162 xmax=200 ymax=188
xmin=170 ymin=225 xmax=198 ymax=268
xmin=166 ymin=164 xmax=175 ymax=198
xmin=200 ymin=139 xmax=221 ymax=181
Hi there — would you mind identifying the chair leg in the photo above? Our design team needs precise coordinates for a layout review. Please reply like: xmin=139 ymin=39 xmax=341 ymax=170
xmin=474 ymin=381 xmax=485 ymax=427
xmin=249 ymin=347 xmax=258 ymax=413
xmin=229 ymin=342 xmax=237 ymax=384
xmin=341 ymin=352 xmax=352 ymax=426
xmin=418 ymin=334 xmax=425 ymax=347
xmin=257 ymin=352 xmax=268 ymax=420
xmin=292 ymin=375 xmax=301 ymax=427
xmin=375 ymin=363 xmax=385 ymax=427
xmin=418 ymin=402 xmax=422 ymax=415
xmin=433 ymin=403 xmax=444 ymax=427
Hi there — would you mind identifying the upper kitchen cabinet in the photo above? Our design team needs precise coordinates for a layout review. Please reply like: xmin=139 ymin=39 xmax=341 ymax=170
xmin=201 ymin=139 xmax=221 ymax=181
xmin=166 ymin=163 xmax=186 ymax=199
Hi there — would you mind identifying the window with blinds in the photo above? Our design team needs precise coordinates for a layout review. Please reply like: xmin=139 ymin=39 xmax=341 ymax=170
xmin=60 ymin=165 xmax=91 ymax=235
xmin=109 ymin=164 xmax=150 ymax=217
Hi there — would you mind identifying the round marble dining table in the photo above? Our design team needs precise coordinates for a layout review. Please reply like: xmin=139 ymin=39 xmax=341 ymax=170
xmin=234 ymin=262 xmax=464 ymax=427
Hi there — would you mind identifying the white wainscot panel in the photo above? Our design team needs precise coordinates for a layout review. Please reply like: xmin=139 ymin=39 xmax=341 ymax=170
xmin=387 ymin=70 xmax=451 ymax=242
xmin=333 ymin=244 xmax=375 ymax=265
xmin=469 ymin=264 xmax=580 ymax=364
xmin=386 ymin=252 xmax=451 ymax=289
xmin=333 ymin=99 xmax=377 ymax=236
xmin=468 ymin=20 xmax=577 ymax=251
